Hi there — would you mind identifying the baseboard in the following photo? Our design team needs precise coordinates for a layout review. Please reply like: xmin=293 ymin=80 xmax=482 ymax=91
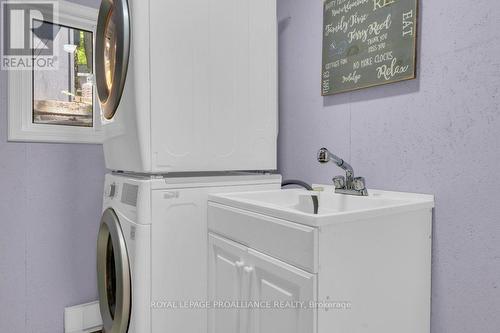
xmin=64 ymin=301 xmax=103 ymax=333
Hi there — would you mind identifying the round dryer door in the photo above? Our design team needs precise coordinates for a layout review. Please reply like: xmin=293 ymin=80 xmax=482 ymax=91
xmin=97 ymin=208 xmax=131 ymax=333
xmin=96 ymin=0 xmax=130 ymax=120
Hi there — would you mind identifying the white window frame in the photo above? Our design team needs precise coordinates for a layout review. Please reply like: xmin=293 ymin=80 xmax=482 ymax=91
xmin=7 ymin=1 xmax=103 ymax=144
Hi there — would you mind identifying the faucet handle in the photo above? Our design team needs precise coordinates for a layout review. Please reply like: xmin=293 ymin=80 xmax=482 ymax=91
xmin=352 ymin=177 xmax=367 ymax=191
xmin=332 ymin=176 xmax=346 ymax=189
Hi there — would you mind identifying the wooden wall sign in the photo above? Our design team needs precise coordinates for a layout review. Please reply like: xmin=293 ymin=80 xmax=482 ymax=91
xmin=321 ymin=0 xmax=418 ymax=95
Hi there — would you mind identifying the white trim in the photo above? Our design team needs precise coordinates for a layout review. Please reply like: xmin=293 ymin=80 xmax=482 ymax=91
xmin=64 ymin=301 xmax=103 ymax=333
xmin=7 ymin=1 xmax=103 ymax=144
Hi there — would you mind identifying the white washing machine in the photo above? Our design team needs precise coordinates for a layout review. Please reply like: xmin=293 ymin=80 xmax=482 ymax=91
xmin=95 ymin=0 xmax=278 ymax=173
xmin=97 ymin=173 xmax=282 ymax=333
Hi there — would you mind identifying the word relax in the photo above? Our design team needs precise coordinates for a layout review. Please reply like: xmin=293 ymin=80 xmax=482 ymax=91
xmin=376 ymin=57 xmax=410 ymax=80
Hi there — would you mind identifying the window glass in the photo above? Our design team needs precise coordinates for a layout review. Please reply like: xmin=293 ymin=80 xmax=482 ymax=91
xmin=32 ymin=20 xmax=94 ymax=127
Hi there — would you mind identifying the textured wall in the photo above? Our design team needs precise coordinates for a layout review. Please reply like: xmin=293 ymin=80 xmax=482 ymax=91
xmin=0 ymin=1 xmax=105 ymax=333
xmin=277 ymin=1 xmax=500 ymax=332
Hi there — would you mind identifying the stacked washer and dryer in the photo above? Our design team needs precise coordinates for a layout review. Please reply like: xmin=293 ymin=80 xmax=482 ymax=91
xmin=94 ymin=0 xmax=279 ymax=332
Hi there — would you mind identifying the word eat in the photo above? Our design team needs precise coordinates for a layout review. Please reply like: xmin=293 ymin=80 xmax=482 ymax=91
xmin=402 ymin=10 xmax=414 ymax=36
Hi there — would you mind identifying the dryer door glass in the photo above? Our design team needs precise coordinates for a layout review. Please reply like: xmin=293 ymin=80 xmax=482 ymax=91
xmin=97 ymin=208 xmax=131 ymax=333
xmin=104 ymin=11 xmax=117 ymax=94
xmin=96 ymin=0 xmax=130 ymax=120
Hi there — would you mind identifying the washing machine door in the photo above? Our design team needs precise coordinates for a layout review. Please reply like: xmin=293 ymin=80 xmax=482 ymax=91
xmin=96 ymin=0 xmax=130 ymax=120
xmin=97 ymin=208 xmax=131 ymax=333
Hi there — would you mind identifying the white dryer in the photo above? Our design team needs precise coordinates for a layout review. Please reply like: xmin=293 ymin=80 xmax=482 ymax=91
xmin=95 ymin=0 xmax=278 ymax=173
xmin=97 ymin=172 xmax=281 ymax=333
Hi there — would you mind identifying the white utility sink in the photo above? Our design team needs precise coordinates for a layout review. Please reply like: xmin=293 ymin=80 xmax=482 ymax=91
xmin=209 ymin=185 xmax=434 ymax=226
xmin=208 ymin=185 xmax=434 ymax=333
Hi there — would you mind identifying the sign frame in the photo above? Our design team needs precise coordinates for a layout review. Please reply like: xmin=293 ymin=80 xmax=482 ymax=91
xmin=321 ymin=0 xmax=419 ymax=96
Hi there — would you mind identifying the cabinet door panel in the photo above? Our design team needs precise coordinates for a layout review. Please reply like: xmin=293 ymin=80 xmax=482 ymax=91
xmin=208 ymin=233 xmax=248 ymax=333
xmin=248 ymin=249 xmax=316 ymax=333
xmin=152 ymin=189 xmax=206 ymax=333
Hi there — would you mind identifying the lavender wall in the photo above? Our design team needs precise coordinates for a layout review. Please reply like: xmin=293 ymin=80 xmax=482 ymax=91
xmin=0 ymin=1 xmax=104 ymax=333
xmin=277 ymin=1 xmax=500 ymax=332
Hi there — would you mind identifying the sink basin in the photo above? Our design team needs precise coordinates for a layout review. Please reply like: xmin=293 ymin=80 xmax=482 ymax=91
xmin=209 ymin=185 xmax=434 ymax=226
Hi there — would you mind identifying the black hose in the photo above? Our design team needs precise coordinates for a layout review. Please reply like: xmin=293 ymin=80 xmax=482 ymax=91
xmin=281 ymin=180 xmax=319 ymax=215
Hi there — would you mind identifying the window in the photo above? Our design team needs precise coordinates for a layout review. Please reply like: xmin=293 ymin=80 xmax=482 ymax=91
xmin=32 ymin=21 xmax=94 ymax=127
xmin=7 ymin=1 xmax=103 ymax=144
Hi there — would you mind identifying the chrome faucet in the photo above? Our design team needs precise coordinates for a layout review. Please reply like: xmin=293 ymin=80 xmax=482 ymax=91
xmin=317 ymin=148 xmax=368 ymax=196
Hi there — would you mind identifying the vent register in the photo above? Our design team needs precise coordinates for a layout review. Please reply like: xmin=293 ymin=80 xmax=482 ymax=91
xmin=121 ymin=183 xmax=139 ymax=207
xmin=106 ymin=182 xmax=139 ymax=207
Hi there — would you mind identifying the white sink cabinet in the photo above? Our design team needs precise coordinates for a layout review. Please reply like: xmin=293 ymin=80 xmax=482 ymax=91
xmin=207 ymin=187 xmax=434 ymax=333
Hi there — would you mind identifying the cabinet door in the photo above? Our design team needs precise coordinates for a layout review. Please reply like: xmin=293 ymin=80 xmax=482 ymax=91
xmin=208 ymin=233 xmax=248 ymax=333
xmin=247 ymin=249 xmax=316 ymax=333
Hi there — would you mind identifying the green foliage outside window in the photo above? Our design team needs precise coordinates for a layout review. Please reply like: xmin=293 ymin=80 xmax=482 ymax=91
xmin=76 ymin=31 xmax=88 ymax=65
